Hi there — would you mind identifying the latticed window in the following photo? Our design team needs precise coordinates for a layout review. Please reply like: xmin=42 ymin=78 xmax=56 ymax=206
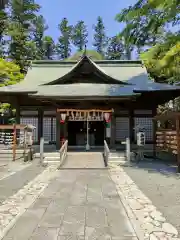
xmin=43 ymin=118 xmax=51 ymax=142
xmin=20 ymin=117 xmax=38 ymax=142
xmin=134 ymin=118 xmax=153 ymax=141
xmin=52 ymin=118 xmax=56 ymax=142
xmin=43 ymin=117 xmax=56 ymax=143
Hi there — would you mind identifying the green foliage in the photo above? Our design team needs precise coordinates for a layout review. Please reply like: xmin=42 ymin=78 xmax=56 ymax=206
xmin=0 ymin=8 xmax=8 ymax=57
xmin=72 ymin=20 xmax=88 ymax=51
xmin=43 ymin=35 xmax=55 ymax=59
xmin=32 ymin=15 xmax=48 ymax=60
xmin=68 ymin=50 xmax=104 ymax=61
xmin=116 ymin=0 xmax=180 ymax=83
xmin=56 ymin=18 xmax=72 ymax=59
xmin=93 ymin=16 xmax=107 ymax=56
xmin=0 ymin=58 xmax=24 ymax=112
xmin=106 ymin=36 xmax=124 ymax=60
xmin=0 ymin=58 xmax=24 ymax=87
xmin=8 ymin=0 xmax=40 ymax=71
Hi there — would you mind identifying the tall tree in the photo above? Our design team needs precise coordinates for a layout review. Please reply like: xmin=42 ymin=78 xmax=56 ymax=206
xmin=32 ymin=15 xmax=48 ymax=60
xmin=116 ymin=0 xmax=180 ymax=83
xmin=106 ymin=36 xmax=124 ymax=60
xmin=0 ymin=8 xmax=8 ymax=56
xmin=8 ymin=0 xmax=40 ymax=72
xmin=43 ymin=35 xmax=55 ymax=59
xmin=93 ymin=16 xmax=107 ymax=56
xmin=72 ymin=20 xmax=88 ymax=51
xmin=56 ymin=18 xmax=72 ymax=60
xmin=115 ymin=0 xmax=165 ymax=55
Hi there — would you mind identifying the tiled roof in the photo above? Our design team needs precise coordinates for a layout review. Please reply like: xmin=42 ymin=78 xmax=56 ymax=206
xmin=0 ymin=56 xmax=180 ymax=98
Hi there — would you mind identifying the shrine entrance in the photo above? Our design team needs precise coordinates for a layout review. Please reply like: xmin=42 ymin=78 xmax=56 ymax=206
xmin=67 ymin=120 xmax=104 ymax=147
xmin=58 ymin=108 xmax=113 ymax=150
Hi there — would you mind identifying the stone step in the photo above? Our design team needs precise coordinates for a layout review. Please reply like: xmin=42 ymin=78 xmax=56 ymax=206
xmin=0 ymin=149 xmax=33 ymax=161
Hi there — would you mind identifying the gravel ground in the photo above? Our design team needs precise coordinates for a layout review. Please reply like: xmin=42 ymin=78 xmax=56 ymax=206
xmin=123 ymin=159 xmax=180 ymax=235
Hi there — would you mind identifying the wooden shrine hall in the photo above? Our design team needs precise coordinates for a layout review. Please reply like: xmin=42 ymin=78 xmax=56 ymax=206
xmin=0 ymin=54 xmax=180 ymax=150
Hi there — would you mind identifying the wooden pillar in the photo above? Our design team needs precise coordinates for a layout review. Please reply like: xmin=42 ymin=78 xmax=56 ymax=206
xmin=129 ymin=109 xmax=134 ymax=144
xmin=110 ymin=112 xmax=116 ymax=149
xmin=16 ymin=106 xmax=20 ymax=124
xmin=152 ymin=107 xmax=157 ymax=158
xmin=56 ymin=111 xmax=60 ymax=150
xmin=51 ymin=117 xmax=53 ymax=143
xmin=12 ymin=97 xmax=20 ymax=124
xmin=38 ymin=108 xmax=43 ymax=144
xmin=176 ymin=117 xmax=180 ymax=173
xmin=64 ymin=120 xmax=68 ymax=139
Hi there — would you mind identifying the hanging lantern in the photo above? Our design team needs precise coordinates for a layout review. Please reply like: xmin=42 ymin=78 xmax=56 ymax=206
xmin=104 ymin=112 xmax=111 ymax=123
xmin=60 ymin=113 xmax=66 ymax=124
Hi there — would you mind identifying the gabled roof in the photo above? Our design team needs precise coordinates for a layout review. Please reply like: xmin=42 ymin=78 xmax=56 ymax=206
xmin=44 ymin=55 xmax=130 ymax=85
xmin=0 ymin=57 xmax=149 ymax=96
xmin=1 ymin=56 xmax=180 ymax=101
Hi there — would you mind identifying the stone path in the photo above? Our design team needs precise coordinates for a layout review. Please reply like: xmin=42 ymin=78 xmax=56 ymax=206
xmin=109 ymin=163 xmax=180 ymax=240
xmin=61 ymin=152 xmax=105 ymax=168
xmin=1 ymin=167 xmax=137 ymax=240
xmin=0 ymin=162 xmax=30 ymax=181
xmin=0 ymin=164 xmax=58 ymax=240
xmin=0 ymin=161 xmax=44 ymax=204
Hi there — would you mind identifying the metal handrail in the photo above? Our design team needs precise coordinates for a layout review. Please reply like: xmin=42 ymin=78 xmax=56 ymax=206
xmin=59 ymin=140 xmax=68 ymax=167
xmin=104 ymin=140 xmax=110 ymax=166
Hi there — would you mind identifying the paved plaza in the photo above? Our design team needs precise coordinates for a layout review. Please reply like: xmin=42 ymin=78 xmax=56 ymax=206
xmin=0 ymin=157 xmax=179 ymax=239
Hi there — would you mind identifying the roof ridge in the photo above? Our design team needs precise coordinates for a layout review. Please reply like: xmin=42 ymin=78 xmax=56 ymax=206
xmin=31 ymin=59 xmax=143 ymax=65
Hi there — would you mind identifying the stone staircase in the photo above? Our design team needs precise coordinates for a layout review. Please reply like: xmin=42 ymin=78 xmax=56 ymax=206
xmin=41 ymin=152 xmax=61 ymax=163
xmin=0 ymin=149 xmax=26 ymax=162
xmin=108 ymin=151 xmax=127 ymax=165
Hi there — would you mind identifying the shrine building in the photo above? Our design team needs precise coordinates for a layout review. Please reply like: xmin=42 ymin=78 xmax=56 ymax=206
xmin=0 ymin=54 xmax=180 ymax=150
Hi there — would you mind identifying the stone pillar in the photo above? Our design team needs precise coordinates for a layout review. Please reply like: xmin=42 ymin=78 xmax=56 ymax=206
xmin=56 ymin=111 xmax=60 ymax=150
xmin=38 ymin=108 xmax=43 ymax=144
xmin=110 ymin=113 xmax=116 ymax=149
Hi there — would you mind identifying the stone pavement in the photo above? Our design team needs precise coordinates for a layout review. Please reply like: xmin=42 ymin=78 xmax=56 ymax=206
xmin=0 ymin=161 xmax=44 ymax=204
xmin=109 ymin=163 xmax=180 ymax=240
xmin=61 ymin=152 xmax=105 ymax=168
xmin=1 ymin=159 xmax=179 ymax=240
xmin=1 ymin=166 xmax=137 ymax=240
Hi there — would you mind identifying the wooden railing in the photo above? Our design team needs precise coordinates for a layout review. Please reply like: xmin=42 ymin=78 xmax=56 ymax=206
xmin=59 ymin=140 xmax=68 ymax=167
xmin=104 ymin=140 xmax=110 ymax=167
xmin=156 ymin=129 xmax=180 ymax=155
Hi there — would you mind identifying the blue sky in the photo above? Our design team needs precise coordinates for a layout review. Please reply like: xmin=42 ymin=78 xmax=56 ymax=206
xmin=36 ymin=0 xmax=137 ymax=49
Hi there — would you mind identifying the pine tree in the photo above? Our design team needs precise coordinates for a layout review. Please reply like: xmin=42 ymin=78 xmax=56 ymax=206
xmin=56 ymin=18 xmax=72 ymax=60
xmin=0 ymin=8 xmax=8 ymax=56
xmin=72 ymin=20 xmax=88 ymax=51
xmin=106 ymin=36 xmax=124 ymax=60
xmin=8 ymin=0 xmax=40 ymax=72
xmin=43 ymin=35 xmax=55 ymax=59
xmin=93 ymin=16 xmax=107 ymax=56
xmin=32 ymin=15 xmax=48 ymax=59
